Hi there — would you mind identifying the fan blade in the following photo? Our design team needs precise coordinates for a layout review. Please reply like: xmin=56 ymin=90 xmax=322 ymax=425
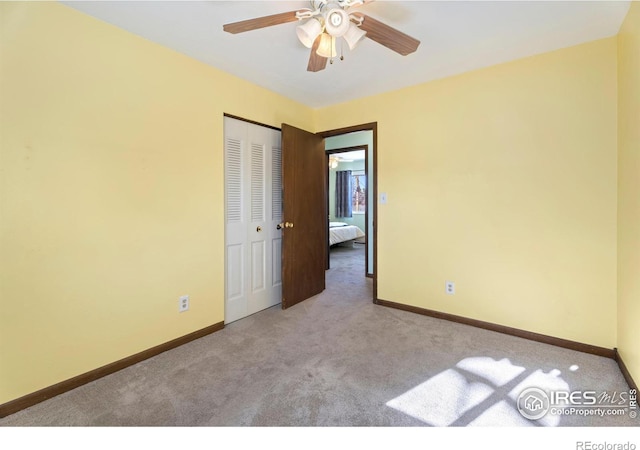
xmin=223 ymin=11 xmax=299 ymax=34
xmin=307 ymin=35 xmax=328 ymax=72
xmin=358 ymin=14 xmax=420 ymax=56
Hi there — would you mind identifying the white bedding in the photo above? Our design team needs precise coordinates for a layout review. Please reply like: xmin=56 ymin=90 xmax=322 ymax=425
xmin=329 ymin=225 xmax=365 ymax=246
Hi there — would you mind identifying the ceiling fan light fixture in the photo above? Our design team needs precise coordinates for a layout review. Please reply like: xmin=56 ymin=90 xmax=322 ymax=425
xmin=223 ymin=3 xmax=422 ymax=73
xmin=324 ymin=8 xmax=350 ymax=37
xmin=343 ymin=22 xmax=367 ymax=50
xmin=316 ymin=33 xmax=337 ymax=58
xmin=296 ymin=17 xmax=323 ymax=48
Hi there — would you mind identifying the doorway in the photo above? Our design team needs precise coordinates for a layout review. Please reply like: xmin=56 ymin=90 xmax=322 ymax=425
xmin=326 ymin=146 xmax=368 ymax=272
xmin=320 ymin=123 xmax=377 ymax=302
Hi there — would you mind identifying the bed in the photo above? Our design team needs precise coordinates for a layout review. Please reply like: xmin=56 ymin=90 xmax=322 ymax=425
xmin=329 ymin=222 xmax=365 ymax=246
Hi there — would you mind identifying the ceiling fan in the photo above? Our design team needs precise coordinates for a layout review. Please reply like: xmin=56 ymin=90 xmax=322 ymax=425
xmin=223 ymin=0 xmax=420 ymax=72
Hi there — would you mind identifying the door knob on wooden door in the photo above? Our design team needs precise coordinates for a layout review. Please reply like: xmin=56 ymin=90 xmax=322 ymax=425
xmin=277 ymin=222 xmax=294 ymax=229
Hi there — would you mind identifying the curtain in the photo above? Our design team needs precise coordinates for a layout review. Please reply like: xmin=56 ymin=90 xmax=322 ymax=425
xmin=335 ymin=170 xmax=352 ymax=218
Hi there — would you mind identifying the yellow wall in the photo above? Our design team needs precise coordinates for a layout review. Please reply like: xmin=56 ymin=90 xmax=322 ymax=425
xmin=317 ymin=38 xmax=619 ymax=349
xmin=0 ymin=2 xmax=314 ymax=404
xmin=617 ymin=1 xmax=640 ymax=384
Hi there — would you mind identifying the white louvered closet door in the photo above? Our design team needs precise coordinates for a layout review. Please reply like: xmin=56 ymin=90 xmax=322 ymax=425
xmin=224 ymin=117 xmax=282 ymax=324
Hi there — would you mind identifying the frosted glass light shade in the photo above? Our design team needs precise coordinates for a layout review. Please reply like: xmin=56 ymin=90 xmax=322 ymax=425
xmin=343 ymin=22 xmax=367 ymax=50
xmin=316 ymin=34 xmax=336 ymax=58
xmin=325 ymin=8 xmax=350 ymax=37
xmin=296 ymin=18 xmax=323 ymax=48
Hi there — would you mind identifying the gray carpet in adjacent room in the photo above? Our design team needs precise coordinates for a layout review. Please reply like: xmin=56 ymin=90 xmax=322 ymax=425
xmin=1 ymin=244 xmax=636 ymax=427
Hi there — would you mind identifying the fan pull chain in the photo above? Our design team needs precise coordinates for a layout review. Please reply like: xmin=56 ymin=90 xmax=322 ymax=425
xmin=330 ymin=36 xmax=335 ymax=64
xmin=329 ymin=36 xmax=345 ymax=65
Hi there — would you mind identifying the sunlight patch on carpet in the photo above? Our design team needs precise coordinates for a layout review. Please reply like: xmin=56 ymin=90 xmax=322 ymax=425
xmin=386 ymin=357 xmax=570 ymax=426
xmin=456 ymin=357 xmax=525 ymax=386
xmin=386 ymin=368 xmax=494 ymax=426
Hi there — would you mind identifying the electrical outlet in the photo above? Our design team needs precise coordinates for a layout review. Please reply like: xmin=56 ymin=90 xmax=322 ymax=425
xmin=445 ymin=281 xmax=455 ymax=295
xmin=179 ymin=295 xmax=189 ymax=312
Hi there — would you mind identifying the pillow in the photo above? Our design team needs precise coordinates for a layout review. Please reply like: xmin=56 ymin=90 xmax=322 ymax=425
xmin=329 ymin=222 xmax=348 ymax=228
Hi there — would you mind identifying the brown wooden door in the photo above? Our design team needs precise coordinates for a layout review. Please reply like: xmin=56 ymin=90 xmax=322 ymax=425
xmin=281 ymin=123 xmax=326 ymax=309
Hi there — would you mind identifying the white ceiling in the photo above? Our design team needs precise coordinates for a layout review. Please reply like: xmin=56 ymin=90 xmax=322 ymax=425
xmin=62 ymin=1 xmax=631 ymax=108
xmin=333 ymin=150 xmax=366 ymax=160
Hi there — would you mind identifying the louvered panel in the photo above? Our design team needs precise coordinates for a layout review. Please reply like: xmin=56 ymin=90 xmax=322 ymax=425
xmin=251 ymin=143 xmax=265 ymax=222
xmin=225 ymin=137 xmax=242 ymax=223
xmin=272 ymin=146 xmax=282 ymax=221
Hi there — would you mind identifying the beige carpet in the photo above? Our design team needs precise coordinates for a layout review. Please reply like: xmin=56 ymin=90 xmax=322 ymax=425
xmin=0 ymin=244 xmax=636 ymax=426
